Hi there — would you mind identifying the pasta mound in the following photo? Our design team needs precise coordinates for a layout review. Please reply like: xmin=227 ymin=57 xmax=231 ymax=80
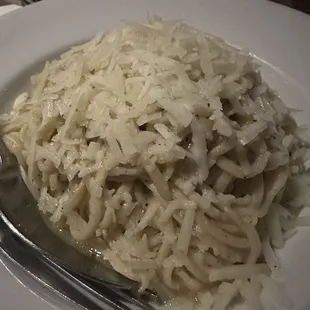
xmin=2 ymin=19 xmax=310 ymax=310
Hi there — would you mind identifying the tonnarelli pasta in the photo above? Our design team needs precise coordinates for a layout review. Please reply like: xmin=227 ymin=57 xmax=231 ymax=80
xmin=1 ymin=19 xmax=310 ymax=310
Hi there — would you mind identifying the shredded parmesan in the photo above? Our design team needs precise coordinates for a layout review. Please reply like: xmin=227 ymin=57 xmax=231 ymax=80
xmin=1 ymin=19 xmax=310 ymax=310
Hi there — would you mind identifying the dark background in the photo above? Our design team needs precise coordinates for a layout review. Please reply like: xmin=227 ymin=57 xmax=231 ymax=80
xmin=0 ymin=0 xmax=309 ymax=14
xmin=271 ymin=0 xmax=310 ymax=14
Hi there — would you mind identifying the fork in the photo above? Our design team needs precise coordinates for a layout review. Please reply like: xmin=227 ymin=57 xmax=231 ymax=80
xmin=0 ymin=216 xmax=128 ymax=310
xmin=0 ymin=219 xmax=157 ymax=310
xmin=0 ymin=137 xmax=157 ymax=309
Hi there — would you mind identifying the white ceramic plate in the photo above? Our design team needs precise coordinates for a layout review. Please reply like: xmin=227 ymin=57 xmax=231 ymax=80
xmin=0 ymin=0 xmax=310 ymax=309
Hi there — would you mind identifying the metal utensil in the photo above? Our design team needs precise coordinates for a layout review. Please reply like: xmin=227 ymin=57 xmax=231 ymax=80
xmin=0 ymin=212 xmax=157 ymax=310
xmin=0 ymin=219 xmax=127 ymax=310
xmin=0 ymin=137 xmax=157 ymax=308
xmin=0 ymin=138 xmax=131 ymax=287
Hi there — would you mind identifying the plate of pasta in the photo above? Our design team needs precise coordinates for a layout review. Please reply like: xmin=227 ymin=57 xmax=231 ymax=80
xmin=0 ymin=0 xmax=310 ymax=310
